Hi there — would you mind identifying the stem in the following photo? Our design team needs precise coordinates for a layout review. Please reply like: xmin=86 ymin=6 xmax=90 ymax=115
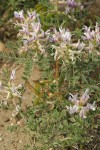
xmin=55 ymin=57 xmax=60 ymax=98
xmin=72 ymin=65 xmax=75 ymax=88
xmin=25 ymin=80 xmax=40 ymax=95
xmin=55 ymin=56 xmax=59 ymax=79
xmin=12 ymin=99 xmax=27 ymax=123
xmin=55 ymin=0 xmax=59 ymax=11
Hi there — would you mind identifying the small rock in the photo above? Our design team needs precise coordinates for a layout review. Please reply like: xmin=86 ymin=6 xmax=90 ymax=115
xmin=3 ymin=117 xmax=10 ymax=122
xmin=0 ymin=42 xmax=6 ymax=52
xmin=0 ymin=137 xmax=3 ymax=141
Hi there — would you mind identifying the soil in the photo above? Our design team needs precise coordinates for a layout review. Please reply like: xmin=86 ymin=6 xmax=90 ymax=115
xmin=0 ymin=109 xmax=31 ymax=150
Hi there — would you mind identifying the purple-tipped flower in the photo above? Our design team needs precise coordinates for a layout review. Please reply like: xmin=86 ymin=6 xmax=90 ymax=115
xmin=14 ymin=10 xmax=24 ymax=20
xmin=14 ymin=10 xmax=46 ymax=53
xmin=19 ymin=24 xmax=29 ymax=35
xmin=83 ymin=26 xmax=95 ymax=40
xmin=66 ymin=89 xmax=96 ymax=118
xmin=65 ymin=0 xmax=83 ymax=14
xmin=69 ymin=88 xmax=90 ymax=106
xmin=79 ymin=102 xmax=96 ymax=118
xmin=82 ymin=23 xmax=100 ymax=43
xmin=66 ymin=105 xmax=79 ymax=114
xmin=66 ymin=0 xmax=77 ymax=8
xmin=27 ymin=10 xmax=39 ymax=20
xmin=79 ymin=107 xmax=87 ymax=118
xmin=52 ymin=27 xmax=71 ymax=43
xmin=69 ymin=93 xmax=79 ymax=105
xmin=86 ymin=102 xmax=96 ymax=111
xmin=80 ymin=88 xmax=90 ymax=105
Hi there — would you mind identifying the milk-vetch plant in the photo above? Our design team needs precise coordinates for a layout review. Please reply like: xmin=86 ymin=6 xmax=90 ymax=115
xmin=0 ymin=4 xmax=99 ymax=149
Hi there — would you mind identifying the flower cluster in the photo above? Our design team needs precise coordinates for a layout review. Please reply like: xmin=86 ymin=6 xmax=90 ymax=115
xmin=83 ymin=23 xmax=100 ymax=42
xmin=14 ymin=10 xmax=100 ymax=64
xmin=51 ymin=28 xmax=84 ymax=63
xmin=49 ymin=0 xmax=83 ymax=14
xmin=52 ymin=24 xmax=100 ymax=62
xmin=52 ymin=27 xmax=72 ymax=43
xmin=82 ymin=23 xmax=100 ymax=52
xmin=14 ymin=10 xmax=50 ymax=53
xmin=14 ymin=10 xmax=79 ymax=63
xmin=0 ymin=67 xmax=24 ymax=106
xmin=66 ymin=0 xmax=83 ymax=14
xmin=66 ymin=89 xmax=96 ymax=118
xmin=52 ymin=42 xmax=81 ymax=63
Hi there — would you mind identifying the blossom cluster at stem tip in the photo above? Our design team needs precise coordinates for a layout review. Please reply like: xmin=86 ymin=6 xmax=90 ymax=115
xmin=14 ymin=10 xmax=100 ymax=60
xmin=66 ymin=89 xmax=96 ymax=118
xmin=66 ymin=0 xmax=83 ymax=14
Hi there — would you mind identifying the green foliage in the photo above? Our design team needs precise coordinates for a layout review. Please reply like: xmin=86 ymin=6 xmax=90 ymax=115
xmin=0 ymin=0 xmax=38 ymax=41
xmin=26 ymin=101 xmax=99 ymax=149
xmin=0 ymin=0 xmax=38 ymax=17
xmin=22 ymin=59 xmax=34 ymax=80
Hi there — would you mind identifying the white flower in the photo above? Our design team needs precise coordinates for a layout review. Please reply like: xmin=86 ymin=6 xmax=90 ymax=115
xmin=65 ymin=7 xmax=70 ymax=14
xmin=71 ymin=40 xmax=86 ymax=51
xmin=12 ymin=105 xmax=21 ymax=117
xmin=95 ymin=22 xmax=99 ymax=33
xmin=31 ymin=22 xmax=41 ymax=34
xmin=59 ymin=28 xmax=72 ymax=42
xmin=86 ymin=102 xmax=96 ymax=111
xmin=10 ymin=67 xmax=18 ymax=81
xmin=10 ymin=86 xmax=24 ymax=99
xmin=22 ymin=38 xmax=29 ymax=46
xmin=53 ymin=28 xmax=60 ymax=42
xmin=83 ymin=26 xmax=94 ymax=40
xmin=16 ymin=105 xmax=21 ymax=112
xmin=86 ymin=41 xmax=94 ymax=53
xmin=16 ymin=83 xmax=24 ymax=90
xmin=96 ymin=32 xmax=100 ymax=43
xmin=41 ymin=29 xmax=50 ymax=38
xmin=95 ymin=23 xmax=100 ymax=43
xmin=79 ymin=107 xmax=87 ymax=118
